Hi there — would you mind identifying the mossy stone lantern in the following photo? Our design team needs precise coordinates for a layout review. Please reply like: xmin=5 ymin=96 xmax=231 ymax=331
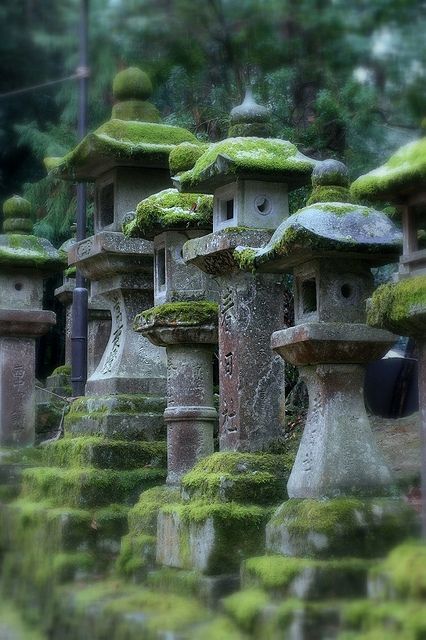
xmin=352 ymin=137 xmax=426 ymax=535
xmin=177 ymin=96 xmax=317 ymax=452
xmin=125 ymin=189 xmax=219 ymax=484
xmin=0 ymin=196 xmax=62 ymax=445
xmin=56 ymin=67 xmax=200 ymax=437
xmin=235 ymin=163 xmax=419 ymax=560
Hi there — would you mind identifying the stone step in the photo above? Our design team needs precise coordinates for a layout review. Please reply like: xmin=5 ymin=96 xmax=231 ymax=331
xmin=181 ymin=452 xmax=292 ymax=505
xmin=1 ymin=500 xmax=130 ymax=555
xmin=48 ymin=580 xmax=246 ymax=640
xmin=41 ymin=437 xmax=167 ymax=470
xmin=64 ymin=393 xmax=166 ymax=441
xmin=21 ymin=466 xmax=166 ymax=508
xmin=156 ymin=499 xmax=273 ymax=575
xmin=241 ymin=555 xmax=372 ymax=600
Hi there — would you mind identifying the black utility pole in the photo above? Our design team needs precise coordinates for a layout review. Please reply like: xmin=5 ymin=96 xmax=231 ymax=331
xmin=71 ymin=0 xmax=89 ymax=397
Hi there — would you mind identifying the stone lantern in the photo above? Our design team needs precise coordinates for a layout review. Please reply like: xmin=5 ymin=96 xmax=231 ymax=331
xmin=176 ymin=94 xmax=317 ymax=452
xmin=0 ymin=196 xmax=62 ymax=446
xmin=352 ymin=138 xmax=426 ymax=534
xmin=56 ymin=67 xmax=201 ymax=436
xmin=235 ymin=162 xmax=419 ymax=558
xmin=125 ymin=189 xmax=219 ymax=484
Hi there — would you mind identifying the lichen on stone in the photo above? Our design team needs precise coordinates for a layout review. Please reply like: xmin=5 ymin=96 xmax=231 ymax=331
xmin=351 ymin=136 xmax=426 ymax=202
xmin=123 ymin=188 xmax=213 ymax=239
xmin=136 ymin=301 xmax=218 ymax=329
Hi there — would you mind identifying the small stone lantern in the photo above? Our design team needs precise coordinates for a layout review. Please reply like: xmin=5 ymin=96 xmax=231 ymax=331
xmin=125 ymin=189 xmax=219 ymax=483
xmin=56 ymin=67 xmax=200 ymax=436
xmin=176 ymin=95 xmax=317 ymax=451
xmin=0 ymin=196 xmax=62 ymax=445
xmin=352 ymin=138 xmax=426 ymax=534
xmin=235 ymin=162 xmax=419 ymax=559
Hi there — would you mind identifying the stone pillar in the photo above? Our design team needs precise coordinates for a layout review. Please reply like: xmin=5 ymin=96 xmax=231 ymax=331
xmin=54 ymin=280 xmax=74 ymax=366
xmin=183 ymin=229 xmax=286 ymax=452
xmin=0 ymin=196 xmax=61 ymax=445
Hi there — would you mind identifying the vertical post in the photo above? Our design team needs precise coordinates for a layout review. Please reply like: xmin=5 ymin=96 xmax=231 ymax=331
xmin=71 ymin=0 xmax=89 ymax=396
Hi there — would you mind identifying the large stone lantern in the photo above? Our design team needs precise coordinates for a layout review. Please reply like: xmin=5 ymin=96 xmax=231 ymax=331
xmin=352 ymin=137 xmax=426 ymax=534
xmin=176 ymin=94 xmax=317 ymax=452
xmin=0 ymin=196 xmax=62 ymax=445
xmin=236 ymin=162 xmax=419 ymax=559
xmin=56 ymin=67 xmax=201 ymax=437
xmin=125 ymin=189 xmax=219 ymax=484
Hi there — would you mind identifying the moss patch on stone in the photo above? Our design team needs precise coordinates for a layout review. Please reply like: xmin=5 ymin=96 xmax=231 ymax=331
xmin=222 ymin=588 xmax=269 ymax=633
xmin=124 ymin=188 xmax=213 ymax=238
xmin=127 ymin=485 xmax=181 ymax=536
xmin=115 ymin=533 xmax=156 ymax=578
xmin=21 ymin=466 xmax=166 ymax=508
xmin=178 ymin=136 xmax=315 ymax=190
xmin=267 ymin=498 xmax=419 ymax=559
xmin=307 ymin=185 xmax=353 ymax=206
xmin=111 ymin=100 xmax=160 ymax=122
xmin=367 ymin=276 xmax=426 ymax=336
xmin=341 ymin=599 xmax=426 ymax=639
xmin=51 ymin=364 xmax=71 ymax=377
xmin=112 ymin=67 xmax=153 ymax=101
xmin=181 ymin=452 xmax=292 ymax=505
xmin=371 ymin=541 xmax=426 ymax=599
xmin=136 ymin=300 xmax=218 ymax=329
xmin=57 ymin=119 xmax=198 ymax=180
xmin=0 ymin=234 xmax=65 ymax=270
xmin=351 ymin=137 xmax=426 ymax=202
xmin=169 ymin=142 xmax=209 ymax=175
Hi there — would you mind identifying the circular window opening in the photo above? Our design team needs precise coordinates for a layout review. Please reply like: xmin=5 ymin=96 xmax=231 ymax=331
xmin=14 ymin=283 xmax=23 ymax=291
xmin=341 ymin=283 xmax=352 ymax=299
xmin=254 ymin=195 xmax=272 ymax=216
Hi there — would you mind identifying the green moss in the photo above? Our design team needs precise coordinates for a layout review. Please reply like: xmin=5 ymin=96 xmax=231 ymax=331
xmin=115 ymin=533 xmax=156 ymax=577
xmin=341 ymin=600 xmax=426 ymax=639
xmin=222 ymin=588 xmax=269 ymax=633
xmin=233 ymin=247 xmax=258 ymax=272
xmin=307 ymin=185 xmax=353 ymax=205
xmin=3 ymin=195 xmax=32 ymax=218
xmin=136 ymin=301 xmax=218 ymax=329
xmin=3 ymin=218 xmax=34 ymax=234
xmin=268 ymin=498 xmax=419 ymax=559
xmin=367 ymin=276 xmax=426 ymax=336
xmin=44 ymin=156 xmax=62 ymax=172
xmin=51 ymin=364 xmax=71 ymax=377
xmin=21 ymin=466 xmax=166 ymax=508
xmin=112 ymin=67 xmax=153 ymax=101
xmin=169 ymin=142 xmax=209 ymax=175
xmin=187 ymin=617 xmax=247 ymax=640
xmin=228 ymin=122 xmax=272 ymax=138
xmin=0 ymin=234 xmax=64 ymax=269
xmin=111 ymin=99 xmax=160 ymax=122
xmin=181 ymin=452 xmax=292 ymax=505
xmin=127 ymin=485 xmax=181 ymax=536
xmin=351 ymin=137 xmax=426 ymax=202
xmin=57 ymin=119 xmax=198 ymax=179
xmin=124 ymin=188 xmax=213 ymax=238
xmin=178 ymin=136 xmax=316 ymax=190
xmin=0 ymin=600 xmax=46 ymax=639
xmin=42 ymin=436 xmax=166 ymax=470
xmin=64 ymin=265 xmax=76 ymax=277
xmin=372 ymin=541 xmax=426 ymax=599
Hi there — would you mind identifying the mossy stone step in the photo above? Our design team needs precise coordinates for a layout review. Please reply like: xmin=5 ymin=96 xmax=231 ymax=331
xmin=126 ymin=485 xmax=181 ymax=537
xmin=157 ymin=500 xmax=273 ymax=575
xmin=223 ymin=591 xmax=343 ymax=638
xmin=21 ymin=466 xmax=166 ymax=508
xmin=368 ymin=541 xmax=426 ymax=600
xmin=181 ymin=452 xmax=292 ymax=505
xmin=340 ymin=599 xmax=426 ymax=640
xmin=242 ymin=555 xmax=372 ymax=600
xmin=49 ymin=580 xmax=246 ymax=640
xmin=41 ymin=437 xmax=167 ymax=470
xmin=2 ymin=500 xmax=130 ymax=555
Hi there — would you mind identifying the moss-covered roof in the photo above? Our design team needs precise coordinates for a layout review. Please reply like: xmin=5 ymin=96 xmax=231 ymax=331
xmin=351 ymin=137 xmax=426 ymax=203
xmin=169 ymin=142 xmax=210 ymax=175
xmin=234 ymin=201 xmax=402 ymax=272
xmin=55 ymin=119 xmax=198 ymax=181
xmin=173 ymin=136 xmax=317 ymax=194
xmin=124 ymin=188 xmax=213 ymax=239
xmin=367 ymin=275 xmax=426 ymax=336
xmin=0 ymin=234 xmax=66 ymax=270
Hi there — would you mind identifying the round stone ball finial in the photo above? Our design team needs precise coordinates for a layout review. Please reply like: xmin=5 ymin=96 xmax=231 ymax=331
xmin=2 ymin=195 xmax=33 ymax=234
xmin=112 ymin=67 xmax=153 ymax=102
xmin=312 ymin=159 xmax=350 ymax=188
